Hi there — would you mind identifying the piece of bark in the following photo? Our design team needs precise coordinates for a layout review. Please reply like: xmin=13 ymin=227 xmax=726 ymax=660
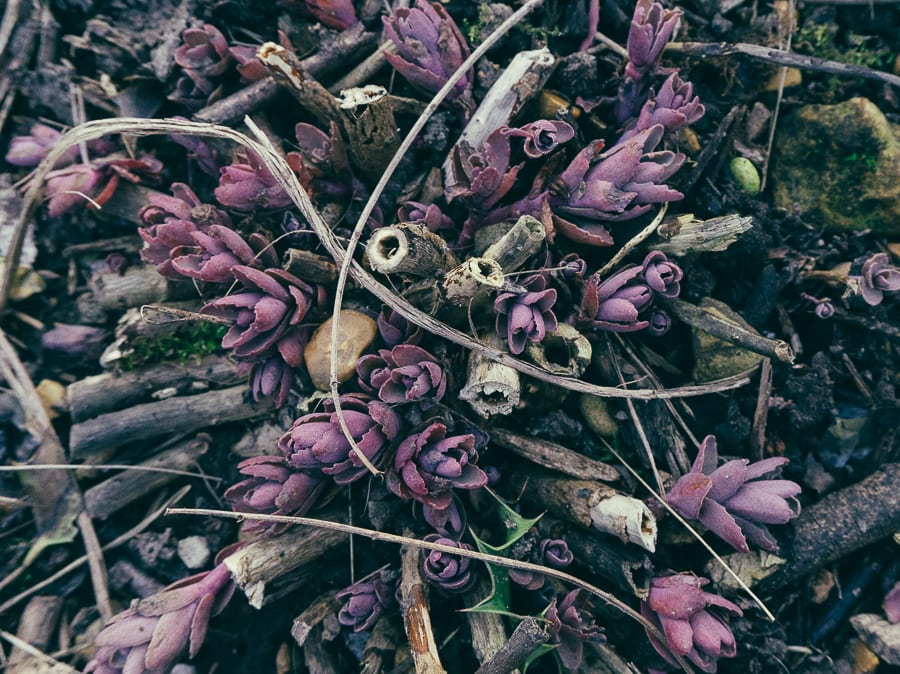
xmin=399 ymin=529 xmax=446 ymax=674
xmin=523 ymin=323 xmax=592 ymax=378
xmin=67 ymin=356 xmax=241 ymax=422
xmin=459 ymin=334 xmax=521 ymax=418
xmin=7 ymin=595 xmax=63 ymax=674
xmin=851 ymin=613 xmax=900 ymax=666
xmin=490 ymin=428 xmax=618 ymax=483
xmin=474 ymin=617 xmax=550 ymax=674
xmin=652 ymin=213 xmax=753 ymax=256
xmin=282 ymin=247 xmax=339 ymax=285
xmin=362 ymin=614 xmax=403 ymax=674
xmin=292 ymin=590 xmax=341 ymax=647
xmin=466 ymin=575 xmax=510 ymax=669
xmin=70 ymin=385 xmax=272 ymax=459
xmin=304 ymin=622 xmax=344 ymax=674
xmin=478 ymin=215 xmax=546 ymax=273
xmin=107 ymin=559 xmax=165 ymax=598
xmin=84 ymin=264 xmax=194 ymax=314
xmin=538 ymin=516 xmax=653 ymax=599
xmin=224 ymin=513 xmax=348 ymax=609
xmin=366 ymin=223 xmax=458 ymax=278
xmin=83 ymin=434 xmax=210 ymax=519
xmin=518 ymin=469 xmax=657 ymax=553
xmin=442 ymin=257 xmax=505 ymax=307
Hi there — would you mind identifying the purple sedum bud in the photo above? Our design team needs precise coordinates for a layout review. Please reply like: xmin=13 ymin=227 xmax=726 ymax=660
xmin=648 ymin=309 xmax=672 ymax=336
xmin=626 ymin=0 xmax=681 ymax=73
xmin=170 ymin=225 xmax=277 ymax=283
xmin=248 ymin=349 xmax=309 ymax=406
xmin=856 ymin=252 xmax=900 ymax=306
xmin=422 ymin=493 xmax=467 ymax=540
xmin=85 ymin=562 xmax=235 ymax=674
xmin=337 ymin=570 xmax=397 ymax=632
xmin=5 ymin=123 xmax=78 ymax=167
xmin=304 ymin=0 xmax=358 ymax=30
xmin=641 ymin=573 xmax=742 ymax=673
xmin=546 ymin=590 xmax=604 ymax=670
xmin=814 ymin=301 xmax=835 ymax=319
xmin=387 ymin=421 xmax=488 ymax=510
xmin=446 ymin=128 xmax=521 ymax=212
xmin=666 ymin=435 xmax=802 ymax=553
xmin=885 ymin=582 xmax=900 ymax=623
xmin=377 ymin=305 xmax=423 ymax=346
xmin=621 ymin=73 xmax=705 ymax=142
xmin=541 ymin=538 xmax=574 ymax=568
xmin=280 ymin=393 xmax=402 ymax=484
xmin=642 ymin=250 xmax=682 ymax=298
xmin=503 ymin=120 xmax=576 ymax=158
xmin=422 ymin=534 xmax=474 ymax=592
xmin=398 ymin=200 xmax=454 ymax=232
xmin=510 ymin=538 xmax=574 ymax=592
xmin=44 ymin=164 xmax=103 ymax=218
xmin=356 ymin=343 xmax=448 ymax=403
xmin=200 ymin=266 xmax=323 ymax=364
xmin=215 ymin=150 xmax=294 ymax=211
xmin=577 ymin=266 xmax=653 ymax=333
xmin=382 ymin=0 xmax=473 ymax=105
xmin=494 ymin=274 xmax=558 ymax=355
xmin=41 ymin=323 xmax=107 ymax=355
xmin=224 ymin=455 xmax=325 ymax=533
xmin=552 ymin=126 xmax=685 ymax=246
xmin=170 ymin=25 xmax=234 ymax=109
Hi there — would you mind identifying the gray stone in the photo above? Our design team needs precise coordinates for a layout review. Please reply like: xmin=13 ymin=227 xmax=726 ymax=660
xmin=772 ymin=97 xmax=900 ymax=236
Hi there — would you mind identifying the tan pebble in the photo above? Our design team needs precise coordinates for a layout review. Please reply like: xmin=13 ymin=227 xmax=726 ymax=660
xmin=304 ymin=310 xmax=377 ymax=391
xmin=765 ymin=67 xmax=802 ymax=91
xmin=887 ymin=242 xmax=900 ymax=258
xmin=36 ymin=379 xmax=67 ymax=419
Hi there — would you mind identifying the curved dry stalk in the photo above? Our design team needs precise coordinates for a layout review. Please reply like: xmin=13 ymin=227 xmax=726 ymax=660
xmin=166 ymin=505 xmax=695 ymax=673
xmin=326 ymin=0 xmax=548 ymax=479
xmin=0 ymin=463 xmax=222 ymax=481
xmin=596 ymin=437 xmax=776 ymax=622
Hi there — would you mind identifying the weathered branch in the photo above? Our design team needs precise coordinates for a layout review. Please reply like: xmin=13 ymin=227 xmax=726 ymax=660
xmin=474 ymin=617 xmax=550 ymax=674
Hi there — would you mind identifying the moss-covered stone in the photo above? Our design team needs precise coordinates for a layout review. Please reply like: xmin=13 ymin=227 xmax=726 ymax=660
xmin=772 ymin=97 xmax=900 ymax=236
xmin=692 ymin=298 xmax=764 ymax=382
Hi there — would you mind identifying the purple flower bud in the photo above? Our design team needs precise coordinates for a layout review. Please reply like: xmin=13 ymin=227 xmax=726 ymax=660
xmin=503 ymin=120 xmax=575 ymax=158
xmin=44 ymin=164 xmax=103 ymax=217
xmin=885 ymin=582 xmax=900 ymax=623
xmin=398 ymin=201 xmax=454 ymax=232
xmin=626 ymin=0 xmax=681 ymax=71
xmin=648 ymin=309 xmax=672 ymax=336
xmin=541 ymin=539 xmax=574 ymax=568
xmin=621 ymin=73 xmax=705 ymax=142
xmin=641 ymin=573 xmax=742 ymax=673
xmin=387 ymin=421 xmax=488 ymax=510
xmin=215 ymin=150 xmax=293 ymax=211
xmin=280 ymin=393 xmax=403 ymax=485
xmin=857 ymin=252 xmax=900 ymax=306
xmin=201 ymin=266 xmax=323 ymax=363
xmin=642 ymin=250 xmax=682 ymax=298
xmin=224 ymin=455 xmax=325 ymax=533
xmin=303 ymin=0 xmax=359 ymax=30
xmin=41 ymin=323 xmax=107 ymax=355
xmin=545 ymin=590 xmax=604 ymax=670
xmin=377 ymin=305 xmax=423 ymax=347
xmin=577 ymin=266 xmax=653 ymax=333
xmin=85 ymin=563 xmax=235 ymax=674
xmin=422 ymin=534 xmax=474 ymax=593
xmin=4 ymin=123 xmax=78 ymax=167
xmin=494 ymin=275 xmax=558 ymax=355
xmin=356 ymin=344 xmax=448 ymax=403
xmin=814 ymin=301 xmax=835 ymax=319
xmin=509 ymin=568 xmax=545 ymax=591
xmin=446 ymin=128 xmax=521 ymax=212
xmin=422 ymin=493 xmax=467 ymax=540
xmin=170 ymin=25 xmax=234 ymax=109
xmin=666 ymin=435 xmax=802 ymax=552
xmin=337 ymin=570 xmax=397 ymax=632
xmin=382 ymin=0 xmax=473 ymax=104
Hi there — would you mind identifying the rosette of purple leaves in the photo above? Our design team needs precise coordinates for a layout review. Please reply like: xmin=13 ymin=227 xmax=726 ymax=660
xmin=377 ymin=305 xmax=423 ymax=347
xmin=215 ymin=149 xmax=294 ymax=211
xmin=337 ymin=570 xmax=397 ymax=632
xmin=545 ymin=590 xmax=604 ymax=670
xmin=509 ymin=537 xmax=574 ymax=590
xmin=641 ymin=573 xmax=742 ymax=673
xmin=5 ymin=122 xmax=79 ymax=167
xmin=224 ymin=455 xmax=325 ymax=533
xmin=170 ymin=25 xmax=234 ymax=109
xmin=666 ymin=435 xmax=802 ymax=552
xmin=422 ymin=534 xmax=474 ymax=592
xmin=280 ymin=393 xmax=402 ymax=484
xmin=356 ymin=343 xmax=448 ymax=403
xmin=387 ymin=420 xmax=488 ymax=511
xmin=382 ymin=0 xmax=473 ymax=106
xmin=855 ymin=252 xmax=900 ymax=306
xmin=85 ymin=563 xmax=235 ymax=674
xmin=620 ymin=72 xmax=705 ymax=142
xmin=551 ymin=126 xmax=685 ymax=246
xmin=169 ymin=225 xmax=278 ymax=284
xmin=494 ymin=274 xmax=558 ymax=355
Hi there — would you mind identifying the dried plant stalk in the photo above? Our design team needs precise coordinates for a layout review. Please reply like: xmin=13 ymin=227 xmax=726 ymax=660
xmin=366 ymin=222 xmax=458 ymax=277
xmin=399 ymin=528 xmax=445 ymax=674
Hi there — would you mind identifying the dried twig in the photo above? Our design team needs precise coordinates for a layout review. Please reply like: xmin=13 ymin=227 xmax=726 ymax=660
xmin=77 ymin=511 xmax=113 ymax=622
xmin=474 ymin=617 xmax=550 ymax=674
xmin=399 ymin=528 xmax=445 ymax=674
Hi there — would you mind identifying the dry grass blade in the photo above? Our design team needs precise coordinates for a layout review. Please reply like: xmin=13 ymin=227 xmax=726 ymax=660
xmin=166 ymin=506 xmax=696 ymax=673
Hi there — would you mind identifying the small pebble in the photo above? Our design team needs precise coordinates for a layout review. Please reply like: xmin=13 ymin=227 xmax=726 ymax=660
xmin=304 ymin=310 xmax=378 ymax=391
xmin=177 ymin=535 xmax=211 ymax=570
xmin=729 ymin=157 xmax=761 ymax=195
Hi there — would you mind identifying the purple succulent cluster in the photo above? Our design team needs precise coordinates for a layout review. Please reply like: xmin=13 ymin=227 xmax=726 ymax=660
xmin=382 ymin=0 xmax=473 ymax=108
xmin=508 ymin=537 xmax=574 ymax=590
xmin=280 ymin=393 xmax=403 ymax=484
xmin=422 ymin=534 xmax=475 ymax=592
xmin=215 ymin=148 xmax=294 ymax=212
xmin=377 ymin=305 xmax=424 ymax=347
xmin=85 ymin=563 xmax=235 ymax=674
xmin=387 ymin=421 xmax=488 ymax=511
xmin=336 ymin=570 xmax=397 ymax=632
xmin=545 ymin=590 xmax=604 ymax=670
xmin=5 ymin=123 xmax=77 ymax=167
xmin=494 ymin=274 xmax=558 ymax=355
xmin=620 ymin=72 xmax=705 ymax=142
xmin=854 ymin=252 xmax=900 ymax=306
xmin=576 ymin=251 xmax=681 ymax=333
xmin=666 ymin=435 xmax=802 ymax=553
xmin=642 ymin=574 xmax=742 ymax=673
xmin=357 ymin=343 xmax=448 ymax=403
